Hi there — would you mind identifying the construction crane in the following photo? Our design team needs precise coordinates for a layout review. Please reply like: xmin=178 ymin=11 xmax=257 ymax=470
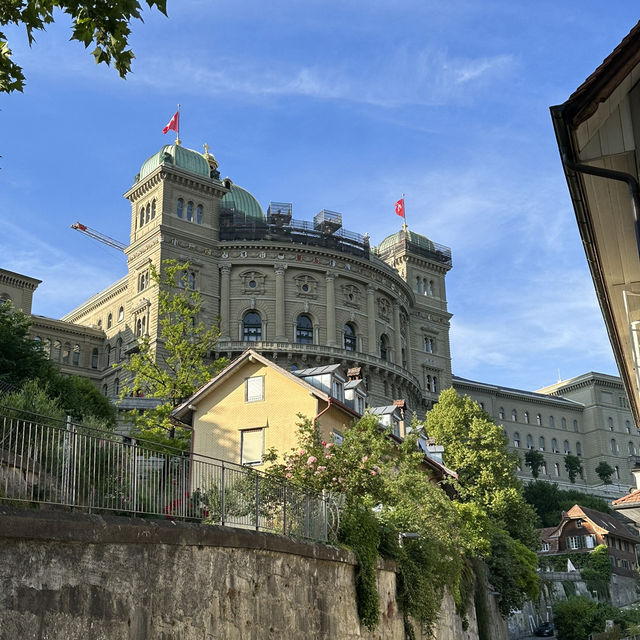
xmin=71 ymin=222 xmax=127 ymax=252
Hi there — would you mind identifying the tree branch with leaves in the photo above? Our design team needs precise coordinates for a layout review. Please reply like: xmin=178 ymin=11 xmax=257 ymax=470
xmin=121 ymin=259 xmax=227 ymax=449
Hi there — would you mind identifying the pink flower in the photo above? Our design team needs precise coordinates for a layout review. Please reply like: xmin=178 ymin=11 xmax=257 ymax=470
xmin=285 ymin=472 xmax=292 ymax=479
xmin=338 ymin=477 xmax=344 ymax=484
xmin=372 ymin=465 xmax=382 ymax=474
xmin=370 ymin=470 xmax=377 ymax=476
xmin=317 ymin=466 xmax=326 ymax=472
xmin=325 ymin=453 xmax=333 ymax=459
xmin=298 ymin=449 xmax=307 ymax=456
xmin=307 ymin=456 xmax=318 ymax=465
xmin=321 ymin=440 xmax=327 ymax=446
xmin=361 ymin=455 xmax=369 ymax=463
xmin=325 ymin=442 xmax=334 ymax=448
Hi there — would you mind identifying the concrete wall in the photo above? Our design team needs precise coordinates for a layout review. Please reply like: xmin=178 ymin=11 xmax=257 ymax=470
xmin=0 ymin=508 xmax=506 ymax=640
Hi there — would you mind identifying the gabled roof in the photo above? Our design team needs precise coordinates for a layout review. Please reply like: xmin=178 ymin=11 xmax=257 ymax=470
xmin=369 ymin=405 xmax=402 ymax=417
xmin=345 ymin=379 xmax=366 ymax=391
xmin=172 ymin=349 xmax=358 ymax=421
xmin=613 ymin=489 xmax=640 ymax=507
xmin=567 ymin=505 xmax=640 ymax=543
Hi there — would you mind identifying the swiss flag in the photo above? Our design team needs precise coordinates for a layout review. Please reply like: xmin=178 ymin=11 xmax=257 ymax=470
xmin=395 ymin=198 xmax=405 ymax=218
xmin=163 ymin=111 xmax=179 ymax=135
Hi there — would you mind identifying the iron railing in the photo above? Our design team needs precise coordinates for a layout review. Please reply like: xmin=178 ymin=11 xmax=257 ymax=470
xmin=0 ymin=409 xmax=328 ymax=542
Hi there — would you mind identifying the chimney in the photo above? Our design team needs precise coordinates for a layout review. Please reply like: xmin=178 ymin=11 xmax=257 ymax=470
xmin=347 ymin=367 xmax=362 ymax=381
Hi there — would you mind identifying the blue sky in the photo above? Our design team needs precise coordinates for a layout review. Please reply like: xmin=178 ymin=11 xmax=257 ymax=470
xmin=1 ymin=2 xmax=639 ymax=392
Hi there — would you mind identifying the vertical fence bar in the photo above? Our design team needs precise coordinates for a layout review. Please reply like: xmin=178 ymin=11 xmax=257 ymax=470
xmin=255 ymin=472 xmax=260 ymax=531
xmin=131 ymin=439 xmax=138 ymax=515
xmin=282 ymin=485 xmax=287 ymax=536
xmin=221 ymin=462 xmax=226 ymax=526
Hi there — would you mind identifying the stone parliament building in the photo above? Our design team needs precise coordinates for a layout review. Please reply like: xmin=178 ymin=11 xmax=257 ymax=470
xmin=1 ymin=141 xmax=639 ymax=499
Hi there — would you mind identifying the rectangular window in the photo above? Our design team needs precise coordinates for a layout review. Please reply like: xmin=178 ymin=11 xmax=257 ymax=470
xmin=567 ymin=536 xmax=581 ymax=550
xmin=391 ymin=420 xmax=401 ymax=438
xmin=245 ymin=376 xmax=264 ymax=402
xmin=333 ymin=431 xmax=343 ymax=446
xmin=331 ymin=379 xmax=344 ymax=402
xmin=241 ymin=428 xmax=264 ymax=465
xmin=541 ymin=542 xmax=550 ymax=552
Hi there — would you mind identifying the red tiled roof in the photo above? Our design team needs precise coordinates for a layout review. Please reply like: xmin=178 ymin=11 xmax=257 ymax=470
xmin=613 ymin=489 xmax=640 ymax=506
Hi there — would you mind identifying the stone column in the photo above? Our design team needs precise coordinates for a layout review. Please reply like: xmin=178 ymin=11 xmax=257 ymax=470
xmin=220 ymin=265 xmax=231 ymax=339
xmin=326 ymin=273 xmax=336 ymax=346
xmin=367 ymin=285 xmax=377 ymax=356
xmin=274 ymin=264 xmax=287 ymax=341
xmin=393 ymin=303 xmax=402 ymax=366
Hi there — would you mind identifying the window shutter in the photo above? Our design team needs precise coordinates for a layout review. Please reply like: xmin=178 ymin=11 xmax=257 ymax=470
xmin=246 ymin=377 xmax=264 ymax=402
xmin=241 ymin=429 xmax=264 ymax=464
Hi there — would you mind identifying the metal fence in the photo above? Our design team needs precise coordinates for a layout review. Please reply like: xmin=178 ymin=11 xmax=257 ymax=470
xmin=0 ymin=409 xmax=328 ymax=542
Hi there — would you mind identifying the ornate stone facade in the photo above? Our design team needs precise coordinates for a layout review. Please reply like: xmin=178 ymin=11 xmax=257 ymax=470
xmin=3 ymin=142 xmax=453 ymax=419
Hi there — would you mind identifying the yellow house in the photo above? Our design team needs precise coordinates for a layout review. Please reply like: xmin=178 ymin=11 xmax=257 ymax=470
xmin=172 ymin=349 xmax=360 ymax=468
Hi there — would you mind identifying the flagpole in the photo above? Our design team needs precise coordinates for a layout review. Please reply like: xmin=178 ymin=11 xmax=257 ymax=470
xmin=401 ymin=193 xmax=407 ymax=231
xmin=176 ymin=104 xmax=181 ymax=146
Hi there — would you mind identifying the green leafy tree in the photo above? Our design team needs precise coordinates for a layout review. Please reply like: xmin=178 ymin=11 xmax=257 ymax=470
xmin=524 ymin=449 xmax=545 ymax=479
xmin=121 ymin=260 xmax=227 ymax=449
xmin=524 ymin=480 xmax=611 ymax=528
xmin=564 ymin=454 xmax=583 ymax=484
xmin=595 ymin=461 xmax=614 ymax=485
xmin=0 ymin=301 xmax=53 ymax=383
xmin=1 ymin=0 xmax=167 ymax=93
xmin=0 ymin=302 xmax=115 ymax=426
xmin=264 ymin=414 xmax=475 ymax=635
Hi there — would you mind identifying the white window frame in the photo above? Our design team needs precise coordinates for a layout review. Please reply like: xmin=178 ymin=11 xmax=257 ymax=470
xmin=245 ymin=376 xmax=265 ymax=402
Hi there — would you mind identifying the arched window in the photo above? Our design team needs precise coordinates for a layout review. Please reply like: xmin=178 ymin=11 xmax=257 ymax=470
xmin=196 ymin=205 xmax=203 ymax=224
xmin=91 ymin=347 xmax=99 ymax=369
xmin=615 ymin=466 xmax=620 ymax=480
xmin=554 ymin=463 xmax=560 ymax=477
xmin=139 ymin=207 xmax=145 ymax=227
xmin=296 ymin=314 xmax=313 ymax=344
xmin=499 ymin=407 xmax=505 ymax=420
xmin=432 ymin=377 xmax=438 ymax=393
xmin=513 ymin=432 xmax=520 ymax=448
xmin=344 ymin=323 xmax=356 ymax=351
xmin=114 ymin=378 xmax=120 ymax=396
xmin=107 ymin=313 xmax=113 ymax=329
xmin=549 ymin=416 xmax=555 ymax=428
xmin=576 ymin=441 xmax=582 ymax=456
xmin=380 ymin=334 xmax=389 ymax=361
xmin=72 ymin=344 xmax=80 ymax=366
xmin=526 ymin=434 xmax=533 ymax=449
xmin=118 ymin=306 xmax=124 ymax=322
xmin=536 ymin=414 xmax=542 ymax=426
xmin=626 ymin=420 xmax=631 ymax=434
xmin=106 ymin=344 xmax=112 ymax=366
xmin=512 ymin=409 xmax=518 ymax=422
xmin=608 ymin=417 xmax=614 ymax=431
xmin=151 ymin=199 xmax=156 ymax=220
xmin=415 ymin=276 xmax=421 ymax=293
xmin=43 ymin=338 xmax=51 ymax=359
xmin=629 ymin=441 xmax=636 ymax=456
xmin=243 ymin=311 xmax=262 ymax=342
xmin=541 ymin=462 xmax=547 ymax=476
xmin=62 ymin=342 xmax=71 ymax=364
xmin=177 ymin=198 xmax=184 ymax=218
xmin=186 ymin=201 xmax=194 ymax=222
xmin=563 ymin=439 xmax=570 ymax=454
xmin=52 ymin=340 xmax=61 ymax=361
xmin=573 ymin=419 xmax=579 ymax=432
xmin=145 ymin=203 xmax=151 ymax=223
xmin=428 ymin=280 xmax=434 ymax=296
xmin=116 ymin=338 xmax=122 ymax=362
xmin=611 ymin=438 xmax=618 ymax=454
xmin=539 ymin=436 xmax=545 ymax=451
xmin=552 ymin=438 xmax=558 ymax=452
xmin=561 ymin=417 xmax=567 ymax=430
xmin=524 ymin=411 xmax=529 ymax=424
xmin=187 ymin=271 xmax=196 ymax=290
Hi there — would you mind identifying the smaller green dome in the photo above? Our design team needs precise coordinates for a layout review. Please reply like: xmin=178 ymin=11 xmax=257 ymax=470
xmin=220 ymin=184 xmax=265 ymax=222
xmin=138 ymin=144 xmax=211 ymax=182
xmin=377 ymin=229 xmax=435 ymax=253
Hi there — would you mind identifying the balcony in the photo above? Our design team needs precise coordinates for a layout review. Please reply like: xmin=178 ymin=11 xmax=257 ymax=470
xmin=215 ymin=340 xmax=422 ymax=391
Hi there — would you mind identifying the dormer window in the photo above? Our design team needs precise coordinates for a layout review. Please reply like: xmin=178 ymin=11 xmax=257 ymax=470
xmin=332 ymin=379 xmax=344 ymax=402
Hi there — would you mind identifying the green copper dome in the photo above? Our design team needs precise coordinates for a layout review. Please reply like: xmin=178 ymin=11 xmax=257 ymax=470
xmin=138 ymin=144 xmax=211 ymax=182
xmin=220 ymin=184 xmax=265 ymax=222
xmin=377 ymin=229 xmax=435 ymax=253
